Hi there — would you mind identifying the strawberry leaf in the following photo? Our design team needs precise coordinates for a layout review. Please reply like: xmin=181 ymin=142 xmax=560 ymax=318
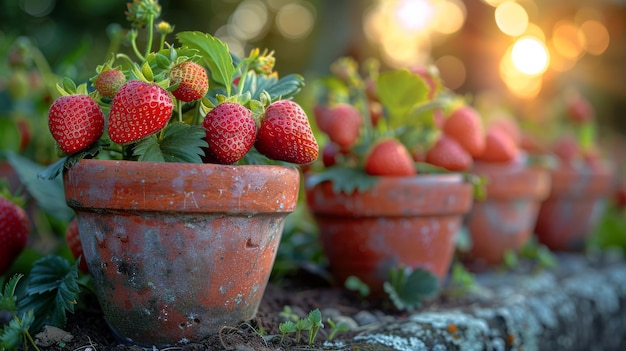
xmin=18 ymin=256 xmax=81 ymax=332
xmin=305 ymin=166 xmax=379 ymax=194
xmin=177 ymin=31 xmax=235 ymax=91
xmin=264 ymin=74 xmax=305 ymax=101
xmin=0 ymin=274 xmax=23 ymax=312
xmin=0 ymin=310 xmax=34 ymax=350
xmin=376 ymin=70 xmax=428 ymax=128
xmin=383 ymin=267 xmax=439 ymax=311
xmin=134 ymin=123 xmax=208 ymax=163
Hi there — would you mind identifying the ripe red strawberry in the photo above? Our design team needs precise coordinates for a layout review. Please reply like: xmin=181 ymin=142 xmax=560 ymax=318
xmin=201 ymin=102 xmax=257 ymax=164
xmin=323 ymin=103 xmax=363 ymax=149
xmin=94 ymin=69 xmax=126 ymax=98
xmin=48 ymin=94 xmax=105 ymax=154
xmin=255 ymin=100 xmax=319 ymax=164
xmin=322 ymin=142 xmax=340 ymax=167
xmin=364 ymin=139 xmax=416 ymax=176
xmin=442 ymin=106 xmax=485 ymax=157
xmin=312 ymin=104 xmax=332 ymax=132
xmin=475 ymin=127 xmax=519 ymax=163
xmin=0 ymin=196 xmax=30 ymax=275
xmin=169 ymin=61 xmax=208 ymax=102
xmin=425 ymin=134 xmax=473 ymax=172
xmin=108 ymin=80 xmax=174 ymax=145
xmin=488 ymin=116 xmax=521 ymax=146
xmin=65 ymin=218 xmax=89 ymax=273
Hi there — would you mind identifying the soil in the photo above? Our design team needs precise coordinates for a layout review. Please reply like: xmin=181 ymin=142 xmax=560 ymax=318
xmin=31 ymin=270 xmax=402 ymax=351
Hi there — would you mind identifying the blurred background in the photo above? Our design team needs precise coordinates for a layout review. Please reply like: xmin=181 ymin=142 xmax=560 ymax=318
xmin=1 ymin=0 xmax=625 ymax=144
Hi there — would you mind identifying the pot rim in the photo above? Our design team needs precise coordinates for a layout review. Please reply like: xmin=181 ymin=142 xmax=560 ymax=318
xmin=306 ymin=172 xmax=473 ymax=217
xmin=64 ymin=159 xmax=301 ymax=213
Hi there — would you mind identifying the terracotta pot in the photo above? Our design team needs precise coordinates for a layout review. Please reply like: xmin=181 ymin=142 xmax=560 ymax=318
xmin=306 ymin=174 xmax=473 ymax=296
xmin=64 ymin=159 xmax=299 ymax=346
xmin=534 ymin=165 xmax=614 ymax=251
xmin=464 ymin=162 xmax=551 ymax=267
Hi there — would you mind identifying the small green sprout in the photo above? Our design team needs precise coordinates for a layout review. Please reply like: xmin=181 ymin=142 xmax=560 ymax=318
xmin=327 ymin=318 xmax=350 ymax=341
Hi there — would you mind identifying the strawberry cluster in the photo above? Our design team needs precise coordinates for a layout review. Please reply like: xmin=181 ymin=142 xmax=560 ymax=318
xmin=45 ymin=0 xmax=318 ymax=170
xmin=310 ymin=57 xmax=521 ymax=188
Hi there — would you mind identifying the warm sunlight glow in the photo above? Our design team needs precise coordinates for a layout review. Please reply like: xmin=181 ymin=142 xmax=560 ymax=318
xmin=579 ymin=20 xmax=610 ymax=55
xmin=500 ymin=49 xmax=542 ymax=100
xmin=275 ymin=2 xmax=315 ymax=40
xmin=552 ymin=20 xmax=584 ymax=60
xmin=432 ymin=0 xmax=466 ymax=35
xmin=396 ymin=0 xmax=435 ymax=31
xmin=511 ymin=37 xmax=549 ymax=75
xmin=495 ymin=2 xmax=528 ymax=36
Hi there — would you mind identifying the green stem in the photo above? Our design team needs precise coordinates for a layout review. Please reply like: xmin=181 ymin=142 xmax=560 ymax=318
xmin=25 ymin=329 xmax=41 ymax=351
xmin=144 ymin=14 xmax=155 ymax=59
xmin=158 ymin=32 xmax=166 ymax=51
xmin=130 ymin=36 xmax=145 ymax=62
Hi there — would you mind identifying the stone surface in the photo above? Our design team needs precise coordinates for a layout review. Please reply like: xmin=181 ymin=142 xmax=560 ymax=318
xmin=323 ymin=253 xmax=626 ymax=351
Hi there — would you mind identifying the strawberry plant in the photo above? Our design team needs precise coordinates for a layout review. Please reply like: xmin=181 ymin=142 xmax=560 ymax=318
xmin=0 ymin=256 xmax=85 ymax=351
xmin=39 ymin=0 xmax=318 ymax=180
xmin=306 ymin=56 xmax=486 ymax=194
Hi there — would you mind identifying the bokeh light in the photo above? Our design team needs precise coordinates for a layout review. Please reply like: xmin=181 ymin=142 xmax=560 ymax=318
xmin=229 ymin=0 xmax=269 ymax=41
xmin=495 ymin=2 xmax=529 ymax=36
xmin=578 ymin=20 xmax=609 ymax=55
xmin=363 ymin=0 xmax=466 ymax=68
xmin=435 ymin=55 xmax=466 ymax=90
xmin=275 ymin=1 xmax=315 ymax=40
xmin=511 ymin=36 xmax=549 ymax=75
xmin=551 ymin=20 xmax=585 ymax=60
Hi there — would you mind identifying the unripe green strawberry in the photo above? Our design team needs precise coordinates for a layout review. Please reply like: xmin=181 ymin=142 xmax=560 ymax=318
xmin=0 ymin=196 xmax=30 ymax=275
xmin=364 ymin=138 xmax=416 ymax=176
xmin=48 ymin=94 xmax=105 ymax=154
xmin=108 ymin=80 xmax=174 ymax=145
xmin=169 ymin=61 xmax=208 ymax=102
xmin=255 ymin=100 xmax=318 ymax=165
xmin=443 ymin=106 xmax=485 ymax=157
xmin=94 ymin=69 xmax=126 ymax=98
xmin=201 ymin=102 xmax=257 ymax=164
xmin=425 ymin=134 xmax=473 ymax=172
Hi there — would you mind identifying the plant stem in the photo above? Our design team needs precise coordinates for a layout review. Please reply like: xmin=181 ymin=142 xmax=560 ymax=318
xmin=144 ymin=14 xmax=155 ymax=59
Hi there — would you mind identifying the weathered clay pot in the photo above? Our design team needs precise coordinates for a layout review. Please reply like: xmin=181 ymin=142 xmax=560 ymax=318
xmin=534 ymin=165 xmax=614 ymax=251
xmin=464 ymin=162 xmax=551 ymax=267
xmin=306 ymin=174 xmax=473 ymax=296
xmin=64 ymin=159 xmax=300 ymax=346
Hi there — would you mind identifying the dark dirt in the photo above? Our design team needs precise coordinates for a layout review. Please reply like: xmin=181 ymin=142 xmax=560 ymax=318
xmin=34 ymin=270 xmax=399 ymax=351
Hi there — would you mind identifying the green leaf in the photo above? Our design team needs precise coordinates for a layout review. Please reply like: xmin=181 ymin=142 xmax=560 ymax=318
xmin=133 ymin=123 xmax=208 ymax=163
xmin=18 ymin=256 xmax=81 ymax=332
xmin=177 ymin=31 xmax=235 ymax=90
xmin=0 ymin=274 xmax=23 ymax=312
xmin=376 ymin=70 xmax=428 ymax=127
xmin=0 ymin=310 xmax=34 ymax=350
xmin=344 ymin=275 xmax=370 ymax=298
xmin=305 ymin=166 xmax=379 ymax=194
xmin=263 ymin=74 xmax=305 ymax=101
xmin=133 ymin=135 xmax=164 ymax=162
xmin=279 ymin=320 xmax=297 ymax=334
xmin=307 ymin=309 xmax=322 ymax=325
xmin=7 ymin=152 xmax=74 ymax=222
xmin=384 ymin=267 xmax=439 ymax=311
